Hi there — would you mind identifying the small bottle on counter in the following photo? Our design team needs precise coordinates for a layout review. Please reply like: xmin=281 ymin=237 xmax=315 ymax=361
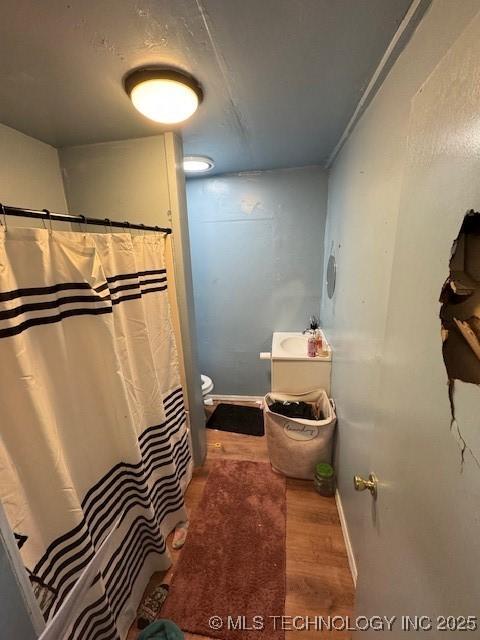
xmin=314 ymin=329 xmax=323 ymax=356
xmin=307 ymin=333 xmax=317 ymax=357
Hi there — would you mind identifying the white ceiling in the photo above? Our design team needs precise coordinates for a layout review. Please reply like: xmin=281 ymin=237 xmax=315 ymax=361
xmin=0 ymin=0 xmax=415 ymax=174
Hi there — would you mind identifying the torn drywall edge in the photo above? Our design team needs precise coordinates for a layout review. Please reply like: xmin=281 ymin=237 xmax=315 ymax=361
xmin=440 ymin=209 xmax=480 ymax=468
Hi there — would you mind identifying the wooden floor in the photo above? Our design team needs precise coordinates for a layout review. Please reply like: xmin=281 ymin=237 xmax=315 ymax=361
xmin=127 ymin=406 xmax=355 ymax=639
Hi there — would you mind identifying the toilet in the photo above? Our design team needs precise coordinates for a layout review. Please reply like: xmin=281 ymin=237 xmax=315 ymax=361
xmin=201 ymin=374 xmax=214 ymax=396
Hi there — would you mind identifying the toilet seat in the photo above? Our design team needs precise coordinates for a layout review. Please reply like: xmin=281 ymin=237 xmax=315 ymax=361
xmin=201 ymin=374 xmax=214 ymax=396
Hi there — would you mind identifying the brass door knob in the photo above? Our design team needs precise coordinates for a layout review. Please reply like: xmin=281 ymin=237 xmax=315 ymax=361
xmin=354 ymin=473 xmax=378 ymax=498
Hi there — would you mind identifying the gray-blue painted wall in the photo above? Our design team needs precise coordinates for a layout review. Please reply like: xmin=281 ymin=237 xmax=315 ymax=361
xmin=0 ymin=537 xmax=36 ymax=639
xmin=187 ymin=166 xmax=328 ymax=395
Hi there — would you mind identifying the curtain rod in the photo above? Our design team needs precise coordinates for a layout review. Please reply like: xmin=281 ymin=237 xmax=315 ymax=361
xmin=0 ymin=204 xmax=172 ymax=234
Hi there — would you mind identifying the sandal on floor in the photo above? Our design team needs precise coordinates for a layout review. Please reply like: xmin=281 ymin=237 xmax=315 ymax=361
xmin=172 ymin=521 xmax=189 ymax=550
xmin=137 ymin=583 xmax=170 ymax=630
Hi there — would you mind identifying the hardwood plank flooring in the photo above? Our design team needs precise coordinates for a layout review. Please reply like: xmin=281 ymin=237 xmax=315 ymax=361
xmin=127 ymin=405 xmax=354 ymax=639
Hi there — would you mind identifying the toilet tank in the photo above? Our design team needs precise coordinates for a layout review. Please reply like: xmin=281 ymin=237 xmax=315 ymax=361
xmin=271 ymin=332 xmax=332 ymax=395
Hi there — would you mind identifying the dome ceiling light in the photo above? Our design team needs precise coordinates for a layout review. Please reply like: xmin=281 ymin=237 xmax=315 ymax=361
xmin=183 ymin=156 xmax=215 ymax=174
xmin=124 ymin=67 xmax=203 ymax=124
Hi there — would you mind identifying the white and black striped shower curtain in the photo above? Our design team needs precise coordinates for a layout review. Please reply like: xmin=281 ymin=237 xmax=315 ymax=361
xmin=0 ymin=227 xmax=192 ymax=639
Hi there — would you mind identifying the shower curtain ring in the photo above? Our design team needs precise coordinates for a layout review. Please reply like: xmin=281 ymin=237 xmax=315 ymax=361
xmin=104 ymin=218 xmax=113 ymax=233
xmin=0 ymin=204 xmax=7 ymax=231
xmin=42 ymin=209 xmax=52 ymax=235
xmin=79 ymin=214 xmax=87 ymax=234
xmin=140 ymin=223 xmax=146 ymax=236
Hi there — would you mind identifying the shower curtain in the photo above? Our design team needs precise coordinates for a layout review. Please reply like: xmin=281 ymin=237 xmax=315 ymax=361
xmin=0 ymin=226 xmax=192 ymax=640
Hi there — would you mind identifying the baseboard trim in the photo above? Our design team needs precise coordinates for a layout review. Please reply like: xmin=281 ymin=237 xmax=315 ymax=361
xmin=335 ymin=489 xmax=358 ymax=587
xmin=207 ymin=394 xmax=264 ymax=403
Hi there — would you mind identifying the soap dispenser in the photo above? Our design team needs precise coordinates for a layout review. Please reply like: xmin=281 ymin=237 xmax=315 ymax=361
xmin=307 ymin=316 xmax=319 ymax=357
xmin=307 ymin=333 xmax=317 ymax=357
xmin=309 ymin=316 xmax=319 ymax=332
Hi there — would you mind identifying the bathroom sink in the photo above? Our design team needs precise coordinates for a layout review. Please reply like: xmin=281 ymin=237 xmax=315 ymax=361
xmin=271 ymin=331 xmax=331 ymax=361
xmin=268 ymin=331 xmax=332 ymax=394
xmin=279 ymin=335 xmax=309 ymax=357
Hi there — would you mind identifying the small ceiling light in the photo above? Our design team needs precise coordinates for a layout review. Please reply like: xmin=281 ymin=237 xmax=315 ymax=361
xmin=124 ymin=67 xmax=203 ymax=124
xmin=183 ymin=156 xmax=215 ymax=173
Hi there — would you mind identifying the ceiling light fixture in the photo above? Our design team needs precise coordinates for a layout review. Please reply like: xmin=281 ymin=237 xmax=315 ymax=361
xmin=124 ymin=67 xmax=203 ymax=124
xmin=183 ymin=156 xmax=215 ymax=173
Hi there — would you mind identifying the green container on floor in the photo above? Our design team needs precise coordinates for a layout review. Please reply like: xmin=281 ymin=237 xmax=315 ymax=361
xmin=314 ymin=462 xmax=336 ymax=497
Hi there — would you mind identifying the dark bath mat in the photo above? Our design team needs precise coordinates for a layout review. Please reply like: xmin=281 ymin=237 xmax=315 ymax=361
xmin=206 ymin=403 xmax=264 ymax=436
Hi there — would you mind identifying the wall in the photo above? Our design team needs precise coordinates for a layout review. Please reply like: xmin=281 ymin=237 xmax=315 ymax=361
xmin=0 ymin=543 xmax=36 ymax=639
xmin=0 ymin=121 xmax=68 ymax=638
xmin=164 ymin=132 xmax=207 ymax=464
xmin=59 ymin=133 xmax=206 ymax=464
xmin=60 ymin=136 xmax=170 ymax=226
xmin=187 ymin=166 xmax=328 ymax=396
xmin=0 ymin=122 xmax=67 ymax=218
xmin=320 ymin=0 xmax=480 ymax=630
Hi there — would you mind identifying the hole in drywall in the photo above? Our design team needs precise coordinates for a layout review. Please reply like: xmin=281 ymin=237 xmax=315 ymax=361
xmin=440 ymin=210 xmax=480 ymax=385
xmin=440 ymin=210 xmax=480 ymax=467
